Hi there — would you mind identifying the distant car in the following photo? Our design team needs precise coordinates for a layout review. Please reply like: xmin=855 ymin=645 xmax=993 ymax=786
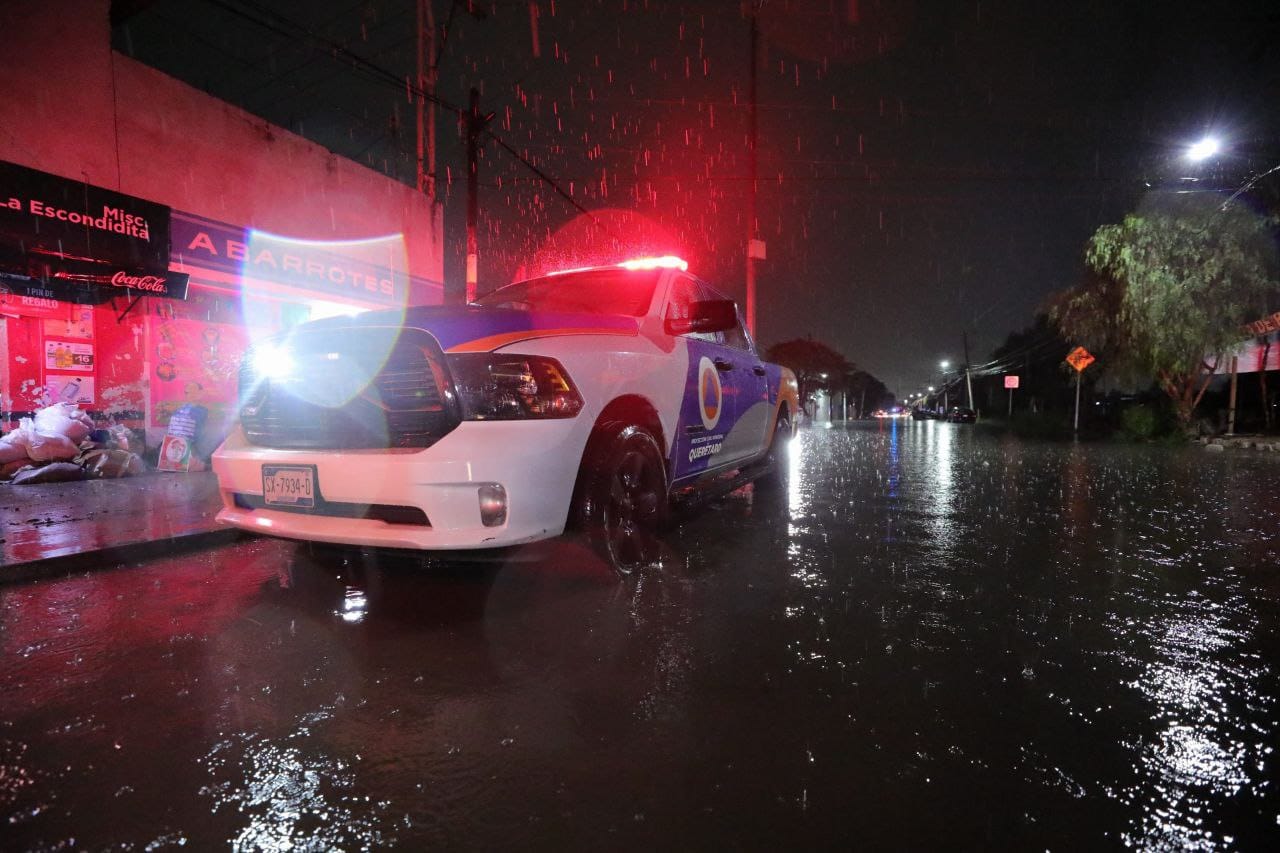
xmin=945 ymin=407 xmax=976 ymax=423
xmin=910 ymin=407 xmax=936 ymax=420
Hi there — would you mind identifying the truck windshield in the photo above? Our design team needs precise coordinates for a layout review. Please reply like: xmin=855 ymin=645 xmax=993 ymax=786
xmin=474 ymin=269 xmax=659 ymax=316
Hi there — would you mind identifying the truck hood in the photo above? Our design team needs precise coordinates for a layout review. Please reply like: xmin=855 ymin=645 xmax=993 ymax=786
xmin=305 ymin=304 xmax=641 ymax=353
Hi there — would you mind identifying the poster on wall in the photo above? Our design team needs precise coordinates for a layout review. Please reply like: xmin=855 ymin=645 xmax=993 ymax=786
xmin=44 ymin=305 xmax=94 ymax=339
xmin=44 ymin=340 xmax=94 ymax=371
xmin=149 ymin=315 xmax=251 ymax=430
xmin=43 ymin=375 xmax=94 ymax=406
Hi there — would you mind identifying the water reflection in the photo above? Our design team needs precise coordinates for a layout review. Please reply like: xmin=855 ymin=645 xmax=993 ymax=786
xmin=337 ymin=587 xmax=368 ymax=624
xmin=786 ymin=432 xmax=807 ymax=519
xmin=930 ymin=419 xmax=955 ymax=523
xmin=201 ymin=720 xmax=390 ymax=851
xmin=2 ymin=426 xmax=1279 ymax=848
xmin=1117 ymin=593 xmax=1270 ymax=850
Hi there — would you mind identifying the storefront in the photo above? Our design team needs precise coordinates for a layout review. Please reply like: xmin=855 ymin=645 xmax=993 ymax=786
xmin=1 ymin=158 xmax=190 ymax=434
xmin=156 ymin=210 xmax=437 ymax=447
xmin=2 ymin=159 xmax=442 ymax=449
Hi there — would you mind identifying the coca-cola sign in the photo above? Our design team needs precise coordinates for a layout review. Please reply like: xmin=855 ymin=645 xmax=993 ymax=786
xmin=33 ymin=268 xmax=191 ymax=303
xmin=100 ymin=269 xmax=189 ymax=299
xmin=111 ymin=271 xmax=171 ymax=293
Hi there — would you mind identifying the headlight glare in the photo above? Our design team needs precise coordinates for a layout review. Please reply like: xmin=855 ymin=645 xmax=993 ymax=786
xmin=251 ymin=342 xmax=295 ymax=380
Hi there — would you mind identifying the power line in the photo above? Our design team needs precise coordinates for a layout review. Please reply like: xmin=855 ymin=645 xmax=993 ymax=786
xmin=192 ymin=0 xmax=598 ymax=224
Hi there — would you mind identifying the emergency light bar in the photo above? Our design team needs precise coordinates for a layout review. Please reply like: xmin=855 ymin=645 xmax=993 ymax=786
xmin=545 ymin=256 xmax=690 ymax=276
xmin=618 ymin=255 xmax=688 ymax=271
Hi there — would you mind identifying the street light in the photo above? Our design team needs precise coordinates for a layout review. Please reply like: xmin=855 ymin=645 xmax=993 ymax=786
xmin=939 ymin=360 xmax=950 ymax=371
xmin=1186 ymin=136 xmax=1220 ymax=162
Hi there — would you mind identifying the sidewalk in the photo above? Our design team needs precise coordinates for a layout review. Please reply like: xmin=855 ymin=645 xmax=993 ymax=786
xmin=1 ymin=472 xmax=230 ymax=583
xmin=1198 ymin=434 xmax=1280 ymax=453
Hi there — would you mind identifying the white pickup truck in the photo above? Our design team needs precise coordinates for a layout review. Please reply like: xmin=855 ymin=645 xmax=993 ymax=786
xmin=212 ymin=256 xmax=799 ymax=571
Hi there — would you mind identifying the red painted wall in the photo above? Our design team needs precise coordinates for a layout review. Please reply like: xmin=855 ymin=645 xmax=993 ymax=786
xmin=0 ymin=0 xmax=443 ymax=441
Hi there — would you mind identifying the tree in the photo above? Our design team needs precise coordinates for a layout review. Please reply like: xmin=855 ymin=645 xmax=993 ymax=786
xmin=844 ymin=370 xmax=891 ymax=417
xmin=1052 ymin=195 xmax=1278 ymax=427
xmin=764 ymin=337 xmax=853 ymax=404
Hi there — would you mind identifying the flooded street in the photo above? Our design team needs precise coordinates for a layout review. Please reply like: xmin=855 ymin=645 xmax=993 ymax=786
xmin=3 ymin=421 xmax=1280 ymax=849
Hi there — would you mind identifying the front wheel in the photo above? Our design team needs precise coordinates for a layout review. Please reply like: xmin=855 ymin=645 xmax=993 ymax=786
xmin=574 ymin=422 xmax=668 ymax=574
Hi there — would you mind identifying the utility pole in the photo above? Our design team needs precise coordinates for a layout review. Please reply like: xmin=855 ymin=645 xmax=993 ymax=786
xmin=416 ymin=1 xmax=443 ymax=206
xmin=425 ymin=1 xmax=438 ymax=204
xmin=962 ymin=330 xmax=974 ymax=410
xmin=465 ymin=87 xmax=493 ymax=304
xmin=1227 ymin=355 xmax=1239 ymax=436
xmin=416 ymin=0 xmax=426 ymax=195
xmin=1073 ymin=371 xmax=1082 ymax=436
xmin=745 ymin=5 xmax=760 ymax=337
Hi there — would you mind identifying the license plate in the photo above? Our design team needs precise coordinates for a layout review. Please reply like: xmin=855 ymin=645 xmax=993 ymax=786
xmin=262 ymin=465 xmax=317 ymax=509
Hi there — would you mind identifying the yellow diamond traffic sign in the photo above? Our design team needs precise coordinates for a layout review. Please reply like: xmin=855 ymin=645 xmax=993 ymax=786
xmin=1065 ymin=346 xmax=1095 ymax=373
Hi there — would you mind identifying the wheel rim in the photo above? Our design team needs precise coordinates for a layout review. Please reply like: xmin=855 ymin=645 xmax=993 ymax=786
xmin=603 ymin=446 xmax=661 ymax=571
xmin=767 ymin=417 xmax=788 ymax=467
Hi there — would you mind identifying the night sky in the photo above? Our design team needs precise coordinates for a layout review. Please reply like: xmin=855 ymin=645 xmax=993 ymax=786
xmin=112 ymin=0 xmax=1280 ymax=396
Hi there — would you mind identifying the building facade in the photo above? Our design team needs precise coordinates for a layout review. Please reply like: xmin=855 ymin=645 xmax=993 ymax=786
xmin=0 ymin=0 xmax=443 ymax=447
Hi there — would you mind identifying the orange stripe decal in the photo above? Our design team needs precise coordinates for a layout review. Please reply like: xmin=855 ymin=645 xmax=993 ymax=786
xmin=446 ymin=326 xmax=637 ymax=353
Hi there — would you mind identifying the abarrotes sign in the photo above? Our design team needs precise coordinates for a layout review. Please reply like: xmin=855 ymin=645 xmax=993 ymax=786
xmin=172 ymin=211 xmax=410 ymax=308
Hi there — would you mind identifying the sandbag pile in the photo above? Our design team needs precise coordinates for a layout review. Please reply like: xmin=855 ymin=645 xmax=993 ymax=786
xmin=0 ymin=403 xmax=147 ymax=485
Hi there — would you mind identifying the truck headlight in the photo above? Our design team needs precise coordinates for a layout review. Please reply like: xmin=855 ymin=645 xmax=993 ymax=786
xmin=250 ymin=342 xmax=295 ymax=380
xmin=447 ymin=354 xmax=584 ymax=420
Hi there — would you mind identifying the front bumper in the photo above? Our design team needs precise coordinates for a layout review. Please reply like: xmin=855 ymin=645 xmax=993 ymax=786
xmin=212 ymin=418 xmax=585 ymax=550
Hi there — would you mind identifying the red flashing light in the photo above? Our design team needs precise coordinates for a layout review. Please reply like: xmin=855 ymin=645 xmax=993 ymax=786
xmin=618 ymin=255 xmax=688 ymax=271
xmin=545 ymin=255 xmax=690 ymax=277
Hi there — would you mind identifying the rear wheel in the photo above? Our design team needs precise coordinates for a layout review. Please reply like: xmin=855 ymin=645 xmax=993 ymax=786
xmin=752 ymin=410 xmax=792 ymax=491
xmin=574 ymin=422 xmax=668 ymax=574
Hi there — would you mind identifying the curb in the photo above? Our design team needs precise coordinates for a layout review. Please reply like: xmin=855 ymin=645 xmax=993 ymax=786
xmin=0 ymin=527 xmax=240 ymax=585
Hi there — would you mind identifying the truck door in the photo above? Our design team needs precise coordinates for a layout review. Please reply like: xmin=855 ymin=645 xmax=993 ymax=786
xmin=716 ymin=302 xmax=772 ymax=460
xmin=667 ymin=277 xmax=744 ymax=481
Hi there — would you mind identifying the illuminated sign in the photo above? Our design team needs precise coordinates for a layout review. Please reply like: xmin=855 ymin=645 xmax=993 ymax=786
xmin=1245 ymin=311 xmax=1280 ymax=337
xmin=0 ymin=159 xmax=172 ymax=278
xmin=172 ymin=211 xmax=409 ymax=307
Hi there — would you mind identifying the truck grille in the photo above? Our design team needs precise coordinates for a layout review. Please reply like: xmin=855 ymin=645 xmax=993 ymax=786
xmin=239 ymin=326 xmax=459 ymax=449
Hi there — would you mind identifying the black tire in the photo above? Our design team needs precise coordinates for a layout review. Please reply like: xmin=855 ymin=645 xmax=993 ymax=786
xmin=574 ymin=421 xmax=668 ymax=575
xmin=753 ymin=410 xmax=792 ymax=491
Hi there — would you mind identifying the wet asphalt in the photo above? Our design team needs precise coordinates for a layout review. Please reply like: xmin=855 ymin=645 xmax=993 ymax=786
xmin=3 ymin=420 xmax=1279 ymax=850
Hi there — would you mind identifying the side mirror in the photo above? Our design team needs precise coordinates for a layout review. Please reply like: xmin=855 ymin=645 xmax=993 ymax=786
xmin=665 ymin=299 xmax=739 ymax=336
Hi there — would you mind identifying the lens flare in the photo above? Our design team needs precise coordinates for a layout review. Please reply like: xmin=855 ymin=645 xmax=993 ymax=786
xmin=235 ymin=230 xmax=413 ymax=410
xmin=239 ymin=229 xmax=410 ymax=338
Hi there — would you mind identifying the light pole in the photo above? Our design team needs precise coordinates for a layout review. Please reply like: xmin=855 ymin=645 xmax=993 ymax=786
xmin=939 ymin=360 xmax=950 ymax=411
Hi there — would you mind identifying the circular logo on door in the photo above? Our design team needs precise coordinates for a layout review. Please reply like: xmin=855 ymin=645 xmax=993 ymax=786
xmin=698 ymin=356 xmax=722 ymax=430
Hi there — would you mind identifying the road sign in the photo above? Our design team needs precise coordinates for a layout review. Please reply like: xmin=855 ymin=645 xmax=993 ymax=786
xmin=1066 ymin=346 xmax=1095 ymax=373
xmin=1004 ymin=375 xmax=1020 ymax=389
